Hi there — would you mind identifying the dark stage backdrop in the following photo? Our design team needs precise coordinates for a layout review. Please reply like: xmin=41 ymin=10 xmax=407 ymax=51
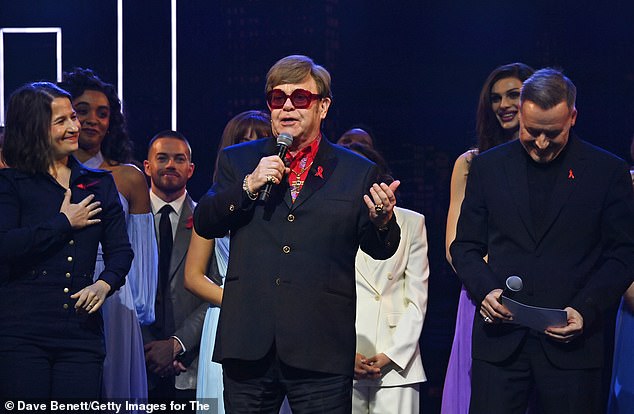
xmin=2 ymin=1 xmax=633 ymax=411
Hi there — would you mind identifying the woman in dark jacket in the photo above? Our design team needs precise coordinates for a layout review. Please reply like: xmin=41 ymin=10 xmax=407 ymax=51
xmin=0 ymin=82 xmax=133 ymax=399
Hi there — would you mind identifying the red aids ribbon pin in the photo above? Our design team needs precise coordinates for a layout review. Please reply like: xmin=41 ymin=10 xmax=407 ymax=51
xmin=185 ymin=215 xmax=194 ymax=229
xmin=77 ymin=180 xmax=100 ymax=190
xmin=315 ymin=166 xmax=324 ymax=179
xmin=568 ymin=169 xmax=575 ymax=179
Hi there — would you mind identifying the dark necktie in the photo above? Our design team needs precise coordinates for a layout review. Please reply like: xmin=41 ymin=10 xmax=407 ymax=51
xmin=154 ymin=204 xmax=174 ymax=337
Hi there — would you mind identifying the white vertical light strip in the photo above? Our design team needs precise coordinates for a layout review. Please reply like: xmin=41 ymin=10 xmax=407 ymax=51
xmin=117 ymin=0 xmax=124 ymax=107
xmin=0 ymin=30 xmax=5 ymax=125
xmin=171 ymin=0 xmax=177 ymax=130
xmin=0 ymin=27 xmax=62 ymax=125
xmin=55 ymin=29 xmax=62 ymax=82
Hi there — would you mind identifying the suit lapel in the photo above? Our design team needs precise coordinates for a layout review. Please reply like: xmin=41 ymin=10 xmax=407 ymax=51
xmin=169 ymin=195 xmax=194 ymax=280
xmin=355 ymin=254 xmax=381 ymax=295
xmin=289 ymin=138 xmax=338 ymax=212
xmin=504 ymin=143 xmax=536 ymax=242
xmin=534 ymin=136 xmax=586 ymax=243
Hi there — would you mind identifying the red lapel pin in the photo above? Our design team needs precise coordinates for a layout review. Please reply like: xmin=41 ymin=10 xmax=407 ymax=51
xmin=77 ymin=180 xmax=100 ymax=190
xmin=568 ymin=169 xmax=575 ymax=179
xmin=315 ymin=166 xmax=324 ymax=179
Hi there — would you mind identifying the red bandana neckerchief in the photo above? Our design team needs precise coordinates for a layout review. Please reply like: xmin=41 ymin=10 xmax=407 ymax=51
xmin=285 ymin=135 xmax=321 ymax=202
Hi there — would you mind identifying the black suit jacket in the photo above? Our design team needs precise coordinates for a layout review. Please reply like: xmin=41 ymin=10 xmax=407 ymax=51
xmin=450 ymin=136 xmax=634 ymax=369
xmin=194 ymin=136 xmax=400 ymax=376
xmin=143 ymin=194 xmax=207 ymax=390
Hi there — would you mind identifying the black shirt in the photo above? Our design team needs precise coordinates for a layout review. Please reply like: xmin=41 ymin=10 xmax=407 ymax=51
xmin=526 ymin=142 xmax=569 ymax=236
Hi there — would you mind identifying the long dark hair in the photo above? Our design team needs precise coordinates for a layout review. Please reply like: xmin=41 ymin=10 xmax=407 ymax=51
xmin=60 ymin=67 xmax=133 ymax=163
xmin=476 ymin=63 xmax=535 ymax=152
xmin=214 ymin=110 xmax=271 ymax=181
xmin=3 ymin=82 xmax=72 ymax=174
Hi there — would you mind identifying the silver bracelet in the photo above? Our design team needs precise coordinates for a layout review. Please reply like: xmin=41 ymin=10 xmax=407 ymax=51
xmin=243 ymin=174 xmax=258 ymax=200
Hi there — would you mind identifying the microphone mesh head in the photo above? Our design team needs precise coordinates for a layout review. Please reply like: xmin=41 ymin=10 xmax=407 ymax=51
xmin=277 ymin=132 xmax=293 ymax=147
xmin=506 ymin=275 xmax=523 ymax=292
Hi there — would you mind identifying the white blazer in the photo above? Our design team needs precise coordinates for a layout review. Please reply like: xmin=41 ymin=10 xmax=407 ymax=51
xmin=354 ymin=207 xmax=429 ymax=387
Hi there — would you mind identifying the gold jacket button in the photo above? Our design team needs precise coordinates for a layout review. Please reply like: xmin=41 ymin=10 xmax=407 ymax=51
xmin=387 ymin=272 xmax=393 ymax=280
xmin=287 ymin=214 xmax=295 ymax=222
xmin=282 ymin=245 xmax=291 ymax=254
xmin=69 ymin=240 xmax=75 ymax=245
xmin=67 ymin=256 xmax=73 ymax=262
xmin=63 ymin=304 xmax=69 ymax=310
xmin=65 ymin=272 xmax=71 ymax=278
xmin=229 ymin=204 xmax=236 ymax=212
xmin=374 ymin=295 xmax=381 ymax=301
xmin=63 ymin=288 xmax=69 ymax=293
xmin=275 ymin=278 xmax=281 ymax=286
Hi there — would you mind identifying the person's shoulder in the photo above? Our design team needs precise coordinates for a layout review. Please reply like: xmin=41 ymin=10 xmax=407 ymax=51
xmin=224 ymin=136 xmax=273 ymax=154
xmin=0 ymin=167 xmax=20 ymax=180
xmin=453 ymin=148 xmax=478 ymax=171
xmin=109 ymin=162 xmax=146 ymax=183
xmin=109 ymin=162 xmax=142 ymax=173
xmin=458 ymin=148 xmax=478 ymax=161
xmin=480 ymin=139 xmax=517 ymax=158
xmin=109 ymin=163 xmax=150 ymax=204
xmin=394 ymin=206 xmax=425 ymax=222
xmin=577 ymin=137 xmax=626 ymax=165
xmin=0 ymin=168 xmax=22 ymax=188
xmin=472 ymin=140 xmax=519 ymax=168
xmin=74 ymin=157 xmax=113 ymax=177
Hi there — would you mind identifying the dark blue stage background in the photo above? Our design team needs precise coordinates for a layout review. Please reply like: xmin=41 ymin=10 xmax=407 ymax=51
xmin=2 ymin=1 xmax=633 ymax=411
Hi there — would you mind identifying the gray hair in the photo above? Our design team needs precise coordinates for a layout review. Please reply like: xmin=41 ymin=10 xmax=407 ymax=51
xmin=265 ymin=55 xmax=332 ymax=99
xmin=520 ymin=68 xmax=576 ymax=109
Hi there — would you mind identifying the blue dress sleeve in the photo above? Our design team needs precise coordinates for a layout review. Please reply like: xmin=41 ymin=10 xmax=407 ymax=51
xmin=126 ymin=212 xmax=158 ymax=325
xmin=99 ymin=173 xmax=134 ymax=293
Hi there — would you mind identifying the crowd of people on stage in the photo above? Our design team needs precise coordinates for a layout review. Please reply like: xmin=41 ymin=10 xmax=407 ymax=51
xmin=0 ymin=54 xmax=633 ymax=414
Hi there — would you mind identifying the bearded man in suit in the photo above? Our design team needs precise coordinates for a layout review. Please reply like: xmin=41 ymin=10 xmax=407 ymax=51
xmin=194 ymin=55 xmax=401 ymax=413
xmin=143 ymin=130 xmax=207 ymax=411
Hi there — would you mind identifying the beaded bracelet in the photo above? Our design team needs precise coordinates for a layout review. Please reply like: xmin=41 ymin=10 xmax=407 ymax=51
xmin=243 ymin=174 xmax=259 ymax=200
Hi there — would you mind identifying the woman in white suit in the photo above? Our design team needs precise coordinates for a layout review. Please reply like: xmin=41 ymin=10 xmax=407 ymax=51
xmin=343 ymin=142 xmax=429 ymax=414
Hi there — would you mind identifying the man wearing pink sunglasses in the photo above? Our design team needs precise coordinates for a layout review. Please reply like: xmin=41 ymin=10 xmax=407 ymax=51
xmin=194 ymin=54 xmax=401 ymax=413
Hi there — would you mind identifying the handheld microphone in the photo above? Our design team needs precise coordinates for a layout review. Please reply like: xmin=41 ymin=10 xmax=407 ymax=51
xmin=259 ymin=132 xmax=294 ymax=202
xmin=500 ymin=275 xmax=523 ymax=301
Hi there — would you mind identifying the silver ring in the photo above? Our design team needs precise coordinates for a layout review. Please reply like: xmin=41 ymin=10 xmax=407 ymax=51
xmin=483 ymin=316 xmax=492 ymax=323
xmin=374 ymin=204 xmax=384 ymax=214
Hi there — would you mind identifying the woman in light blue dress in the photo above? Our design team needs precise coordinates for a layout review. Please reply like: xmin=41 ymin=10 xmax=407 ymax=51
xmin=184 ymin=110 xmax=271 ymax=413
xmin=93 ymin=192 xmax=156 ymax=401
xmin=60 ymin=68 xmax=158 ymax=402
